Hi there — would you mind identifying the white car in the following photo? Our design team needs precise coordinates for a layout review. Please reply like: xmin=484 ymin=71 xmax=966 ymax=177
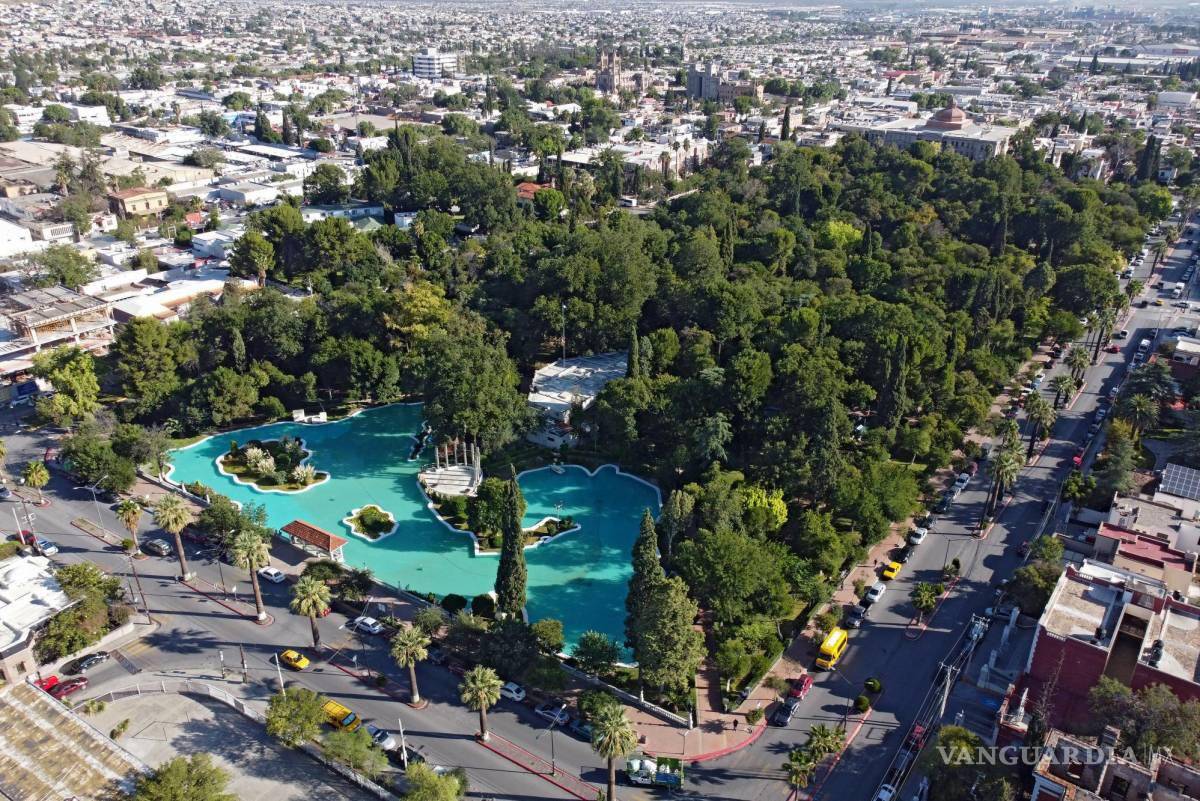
xmin=349 ymin=616 xmax=384 ymax=635
xmin=953 ymin=473 xmax=970 ymax=491
xmin=872 ymin=785 xmax=896 ymax=801
xmin=257 ymin=566 xmax=286 ymax=584
xmin=499 ymin=682 xmax=526 ymax=702
xmin=365 ymin=723 xmax=397 ymax=751
xmin=864 ymin=582 xmax=886 ymax=604
xmin=908 ymin=527 xmax=929 ymax=545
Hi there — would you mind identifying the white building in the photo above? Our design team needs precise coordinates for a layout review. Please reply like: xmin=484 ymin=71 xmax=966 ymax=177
xmin=0 ymin=218 xmax=34 ymax=259
xmin=218 ymin=182 xmax=280 ymax=207
xmin=1 ymin=104 xmax=41 ymax=134
xmin=527 ymin=352 xmax=627 ymax=448
xmin=68 ymin=104 xmax=111 ymax=126
xmin=1157 ymin=92 xmax=1197 ymax=112
xmin=0 ymin=555 xmax=71 ymax=683
xmin=413 ymin=48 xmax=462 ymax=79
xmin=834 ymin=102 xmax=1019 ymax=162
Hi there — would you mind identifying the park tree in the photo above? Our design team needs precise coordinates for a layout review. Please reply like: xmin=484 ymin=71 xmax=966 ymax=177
xmin=633 ymin=575 xmax=704 ymax=695
xmin=572 ymin=630 xmax=621 ymax=677
xmin=323 ymin=727 xmax=388 ymax=778
xmin=111 ymin=318 xmax=186 ymax=418
xmin=230 ymin=529 xmax=271 ymax=620
xmin=625 ymin=509 xmax=663 ymax=648
xmin=31 ymin=346 xmax=100 ymax=423
xmin=303 ymin=163 xmax=349 ymax=205
xmin=127 ymin=754 xmax=235 ymax=801
xmin=229 ymin=230 xmax=275 ymax=285
xmin=494 ymin=474 xmax=528 ymax=617
xmin=404 ymin=762 xmax=465 ymax=801
xmin=265 ymin=688 xmax=326 ymax=747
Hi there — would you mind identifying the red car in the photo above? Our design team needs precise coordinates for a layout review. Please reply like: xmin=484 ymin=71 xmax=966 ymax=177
xmin=48 ymin=676 xmax=88 ymax=700
xmin=1105 ymin=344 xmax=1121 ymax=353
xmin=788 ymin=674 xmax=814 ymax=699
xmin=33 ymin=675 xmax=59 ymax=691
xmin=1072 ymin=446 xmax=1086 ymax=468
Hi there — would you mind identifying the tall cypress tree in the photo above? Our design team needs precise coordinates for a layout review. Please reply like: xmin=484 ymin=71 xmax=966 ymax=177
xmin=627 ymin=323 xmax=640 ymax=378
xmin=780 ymin=104 xmax=791 ymax=142
xmin=494 ymin=471 xmax=528 ymax=617
xmin=625 ymin=509 xmax=664 ymax=651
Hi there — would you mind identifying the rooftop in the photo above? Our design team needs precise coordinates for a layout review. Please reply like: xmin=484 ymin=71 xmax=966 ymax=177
xmin=0 ymin=285 xmax=108 ymax=328
xmin=528 ymin=351 xmax=628 ymax=418
xmin=1160 ymin=462 xmax=1200 ymax=503
xmin=280 ymin=520 xmax=347 ymax=553
xmin=0 ymin=555 xmax=71 ymax=655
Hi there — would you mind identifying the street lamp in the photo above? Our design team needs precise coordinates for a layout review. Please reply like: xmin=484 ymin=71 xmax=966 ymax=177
xmin=536 ymin=702 xmax=568 ymax=775
xmin=74 ymin=474 xmax=108 ymax=529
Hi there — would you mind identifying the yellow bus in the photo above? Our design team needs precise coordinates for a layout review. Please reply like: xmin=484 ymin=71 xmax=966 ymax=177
xmin=322 ymin=699 xmax=361 ymax=731
xmin=815 ymin=627 xmax=848 ymax=669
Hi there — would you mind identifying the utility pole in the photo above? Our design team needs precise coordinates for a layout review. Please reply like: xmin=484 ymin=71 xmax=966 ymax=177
xmin=239 ymin=644 xmax=249 ymax=683
xmin=128 ymin=553 xmax=152 ymax=622
xmin=938 ymin=662 xmax=958 ymax=719
xmin=275 ymin=653 xmax=285 ymax=695
xmin=398 ymin=717 xmax=409 ymax=769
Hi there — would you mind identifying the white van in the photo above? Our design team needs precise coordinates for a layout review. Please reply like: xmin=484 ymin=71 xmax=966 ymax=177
xmin=1138 ymin=338 xmax=1152 ymax=355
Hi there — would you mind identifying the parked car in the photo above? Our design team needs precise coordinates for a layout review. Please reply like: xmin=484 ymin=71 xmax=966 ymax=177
xmin=1108 ymin=386 xmax=1120 ymax=401
xmin=141 ymin=539 xmax=171 ymax=557
xmin=1116 ymin=329 xmax=1129 ymax=339
xmin=1072 ymin=446 xmax=1086 ymax=468
xmin=365 ymin=723 xmax=397 ymax=751
xmin=915 ymin=512 xmax=936 ymax=530
xmin=535 ymin=701 xmax=570 ymax=726
xmin=965 ymin=461 xmax=979 ymax=476
xmin=771 ymin=696 xmax=801 ymax=727
xmin=934 ymin=493 xmax=953 ymax=514
xmin=348 ymin=616 xmax=384 ymax=635
xmin=865 ymin=582 xmax=887 ymax=603
xmin=499 ymin=682 xmax=526 ymax=702
xmin=894 ymin=543 xmax=916 ymax=564
xmin=953 ymin=472 xmax=971 ymax=489
xmin=882 ymin=561 xmax=901 ymax=580
xmin=844 ymin=603 xmax=868 ymax=629
xmin=1105 ymin=343 xmax=1121 ymax=353
xmin=908 ymin=527 xmax=929 ymax=545
xmin=49 ymin=677 xmax=88 ymax=700
xmin=33 ymin=675 xmax=59 ymax=691
xmin=387 ymin=746 xmax=426 ymax=768
xmin=788 ymin=674 xmax=814 ymax=699
xmin=0 ymin=485 xmax=11 ymax=500
xmin=66 ymin=651 xmax=109 ymax=675
xmin=34 ymin=538 xmax=58 ymax=556
xmin=257 ymin=566 xmax=286 ymax=584
xmin=872 ymin=785 xmax=897 ymax=801
xmin=567 ymin=717 xmax=593 ymax=740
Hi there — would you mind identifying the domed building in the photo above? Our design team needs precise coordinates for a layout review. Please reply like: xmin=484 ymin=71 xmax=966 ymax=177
xmin=834 ymin=98 xmax=1021 ymax=162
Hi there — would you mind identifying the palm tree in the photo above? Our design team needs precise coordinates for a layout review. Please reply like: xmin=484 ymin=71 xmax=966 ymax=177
xmin=231 ymin=529 xmax=271 ymax=621
xmin=22 ymin=460 xmax=48 ymax=503
xmin=290 ymin=574 xmax=331 ymax=649
xmin=1049 ymin=374 xmax=1075 ymax=409
xmin=785 ymin=748 xmax=818 ymax=792
xmin=1092 ymin=308 xmax=1116 ymax=362
xmin=1025 ymin=394 xmax=1057 ymax=461
xmin=911 ymin=582 xmax=943 ymax=621
xmin=152 ymin=494 xmax=193 ymax=579
xmin=1119 ymin=393 xmax=1159 ymax=439
xmin=115 ymin=499 xmax=144 ymax=554
xmin=591 ymin=704 xmax=638 ymax=801
xmin=1152 ymin=239 xmax=1168 ymax=270
xmin=806 ymin=724 xmax=844 ymax=760
xmin=987 ymin=446 xmax=1023 ymax=518
xmin=459 ymin=665 xmax=502 ymax=741
xmin=390 ymin=626 xmax=430 ymax=705
xmin=1066 ymin=346 xmax=1090 ymax=380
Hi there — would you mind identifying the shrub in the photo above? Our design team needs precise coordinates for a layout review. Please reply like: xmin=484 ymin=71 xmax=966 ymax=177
xmin=854 ymin=695 xmax=871 ymax=713
xmin=442 ymin=494 xmax=468 ymax=523
xmin=765 ymin=675 xmax=790 ymax=696
xmin=746 ymin=707 xmax=764 ymax=725
xmin=864 ymin=677 xmax=882 ymax=694
xmin=441 ymin=593 xmax=467 ymax=614
xmin=853 ymin=578 xmax=867 ymax=598
xmin=80 ymin=699 xmax=106 ymax=715
xmin=471 ymin=593 xmax=496 ymax=618
xmin=258 ymin=396 xmax=287 ymax=420
xmin=374 ymin=674 xmax=388 ymax=687
xmin=120 ymin=538 xmax=135 ymax=553
xmin=110 ymin=718 xmax=130 ymax=739
xmin=351 ymin=505 xmax=394 ymax=538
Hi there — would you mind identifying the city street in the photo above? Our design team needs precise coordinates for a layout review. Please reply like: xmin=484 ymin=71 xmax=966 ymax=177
xmin=687 ymin=216 xmax=1199 ymax=801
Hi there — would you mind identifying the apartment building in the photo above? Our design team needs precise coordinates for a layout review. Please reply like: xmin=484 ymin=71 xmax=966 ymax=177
xmin=107 ymin=187 xmax=169 ymax=219
xmin=413 ymin=48 xmax=463 ymax=79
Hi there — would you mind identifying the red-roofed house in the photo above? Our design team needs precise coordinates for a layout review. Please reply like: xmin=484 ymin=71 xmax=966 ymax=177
xmin=280 ymin=519 xmax=348 ymax=563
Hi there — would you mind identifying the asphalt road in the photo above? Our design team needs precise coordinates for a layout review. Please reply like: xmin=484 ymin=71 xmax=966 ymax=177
xmin=688 ymin=214 xmax=1200 ymax=801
